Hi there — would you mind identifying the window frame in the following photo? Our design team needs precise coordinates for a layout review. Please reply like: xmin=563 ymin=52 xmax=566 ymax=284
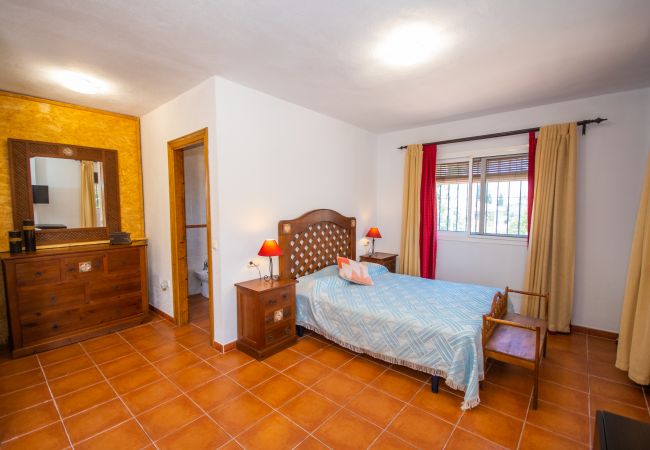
xmin=435 ymin=145 xmax=529 ymax=246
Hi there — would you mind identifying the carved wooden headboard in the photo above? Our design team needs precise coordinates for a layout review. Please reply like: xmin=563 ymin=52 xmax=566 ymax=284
xmin=278 ymin=209 xmax=356 ymax=279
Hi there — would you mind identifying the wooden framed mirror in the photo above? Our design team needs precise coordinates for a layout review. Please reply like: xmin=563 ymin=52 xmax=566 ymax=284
xmin=8 ymin=138 xmax=121 ymax=246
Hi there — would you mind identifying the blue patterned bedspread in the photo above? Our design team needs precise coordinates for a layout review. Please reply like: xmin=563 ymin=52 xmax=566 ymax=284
xmin=296 ymin=264 xmax=500 ymax=409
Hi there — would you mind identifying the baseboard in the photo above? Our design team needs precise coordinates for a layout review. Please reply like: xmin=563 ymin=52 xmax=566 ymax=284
xmin=212 ymin=340 xmax=237 ymax=353
xmin=571 ymin=324 xmax=618 ymax=340
xmin=149 ymin=304 xmax=175 ymax=323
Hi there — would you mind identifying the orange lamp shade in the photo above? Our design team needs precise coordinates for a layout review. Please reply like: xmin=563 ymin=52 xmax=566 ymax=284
xmin=366 ymin=227 xmax=382 ymax=239
xmin=258 ymin=239 xmax=282 ymax=257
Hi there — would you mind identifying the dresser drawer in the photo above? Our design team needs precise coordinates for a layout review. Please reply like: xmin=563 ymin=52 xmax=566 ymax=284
xmin=260 ymin=287 xmax=292 ymax=311
xmin=264 ymin=324 xmax=293 ymax=346
xmin=88 ymin=275 xmax=142 ymax=301
xmin=62 ymin=254 xmax=105 ymax=280
xmin=20 ymin=293 xmax=143 ymax=344
xmin=264 ymin=306 xmax=293 ymax=328
xmin=17 ymin=283 xmax=86 ymax=315
xmin=15 ymin=260 xmax=61 ymax=287
xmin=107 ymin=248 xmax=141 ymax=273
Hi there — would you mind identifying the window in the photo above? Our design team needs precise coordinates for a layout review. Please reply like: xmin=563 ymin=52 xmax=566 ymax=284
xmin=436 ymin=153 xmax=528 ymax=238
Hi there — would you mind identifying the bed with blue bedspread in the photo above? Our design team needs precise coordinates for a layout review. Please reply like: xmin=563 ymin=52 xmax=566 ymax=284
xmin=296 ymin=263 xmax=500 ymax=409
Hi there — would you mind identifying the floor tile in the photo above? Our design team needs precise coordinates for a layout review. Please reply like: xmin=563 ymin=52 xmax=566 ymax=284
xmin=37 ymin=344 xmax=84 ymax=366
xmin=48 ymin=367 xmax=103 ymax=397
xmin=0 ymin=355 xmax=39 ymax=378
xmin=478 ymin=381 xmax=530 ymax=419
xmin=139 ymin=341 xmax=185 ymax=362
xmin=589 ymin=376 xmax=647 ymax=407
xmin=409 ymin=386 xmax=464 ymax=423
xmin=81 ymin=333 xmax=125 ymax=353
xmin=390 ymin=364 xmax=430 ymax=382
xmin=176 ymin=329 xmax=210 ymax=348
xmin=263 ymin=348 xmax=305 ymax=371
xmin=539 ymin=362 xmax=588 ymax=392
xmin=56 ymin=381 xmax=116 ymax=417
xmin=546 ymin=333 xmax=587 ymax=355
xmin=538 ymin=380 xmax=588 ymax=414
xmin=109 ymin=365 xmax=163 ymax=394
xmin=121 ymin=379 xmax=182 ymax=415
xmin=210 ymin=393 xmax=272 ymax=436
xmin=347 ymin=386 xmax=405 ymax=428
xmin=339 ymin=356 xmax=386 ymax=383
xmin=519 ymin=423 xmax=588 ymax=450
xmin=445 ymin=428 xmax=503 ymax=450
xmin=459 ymin=404 xmax=523 ymax=449
xmin=251 ymin=374 xmax=305 ymax=408
xmin=88 ymin=344 xmax=134 ymax=365
xmin=295 ymin=436 xmax=332 ymax=450
xmin=228 ymin=361 xmax=276 ymax=388
xmin=187 ymin=376 xmax=245 ymax=411
xmin=526 ymin=400 xmax=589 ymax=443
xmin=137 ymin=395 xmax=203 ymax=441
xmin=311 ymin=346 xmax=355 ymax=368
xmin=315 ymin=409 xmax=382 ymax=450
xmin=63 ymin=398 xmax=131 ymax=443
xmin=590 ymin=395 xmax=650 ymax=422
xmin=0 ymin=421 xmax=69 ymax=450
xmin=156 ymin=416 xmax=229 ymax=450
xmin=99 ymin=353 xmax=149 ymax=379
xmin=589 ymin=359 xmax=637 ymax=386
xmin=207 ymin=350 xmax=254 ymax=372
xmin=292 ymin=337 xmax=328 ymax=355
xmin=42 ymin=355 xmax=94 ymax=380
xmin=485 ymin=362 xmax=533 ymax=396
xmin=371 ymin=369 xmax=423 ymax=402
xmin=370 ymin=432 xmax=417 ymax=449
xmin=169 ymin=361 xmax=220 ymax=391
xmin=0 ymin=368 xmax=45 ymax=395
xmin=188 ymin=343 xmax=223 ymax=360
xmin=543 ymin=348 xmax=588 ymax=373
xmin=237 ymin=412 xmax=307 ymax=450
xmin=75 ymin=419 xmax=151 ymax=450
xmin=0 ymin=383 xmax=51 ymax=417
xmin=0 ymin=401 xmax=60 ymax=442
xmin=280 ymin=390 xmax=340 ymax=432
xmin=284 ymin=358 xmax=331 ymax=386
xmin=313 ymin=371 xmax=365 ymax=405
xmin=387 ymin=405 xmax=454 ymax=449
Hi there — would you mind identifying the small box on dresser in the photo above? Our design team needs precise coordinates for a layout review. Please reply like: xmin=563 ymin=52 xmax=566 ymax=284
xmin=359 ymin=252 xmax=398 ymax=273
xmin=235 ymin=278 xmax=297 ymax=359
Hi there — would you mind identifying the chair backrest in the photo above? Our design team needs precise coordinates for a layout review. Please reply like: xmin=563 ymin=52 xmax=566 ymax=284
xmin=482 ymin=291 xmax=508 ymax=342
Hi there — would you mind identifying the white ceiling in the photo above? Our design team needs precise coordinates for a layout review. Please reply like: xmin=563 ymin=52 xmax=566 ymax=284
xmin=1 ymin=0 xmax=649 ymax=132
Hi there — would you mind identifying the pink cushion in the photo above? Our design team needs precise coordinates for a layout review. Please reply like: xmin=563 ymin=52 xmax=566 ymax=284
xmin=337 ymin=256 xmax=373 ymax=286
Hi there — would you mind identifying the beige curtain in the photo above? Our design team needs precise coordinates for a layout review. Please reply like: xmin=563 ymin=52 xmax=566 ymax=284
xmin=616 ymin=152 xmax=650 ymax=385
xmin=399 ymin=144 xmax=422 ymax=275
xmin=523 ymin=123 xmax=577 ymax=332
xmin=80 ymin=161 xmax=97 ymax=228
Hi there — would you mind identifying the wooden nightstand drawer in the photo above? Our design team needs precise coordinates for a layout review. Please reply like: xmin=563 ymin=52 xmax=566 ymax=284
xmin=235 ymin=278 xmax=298 ymax=360
xmin=360 ymin=252 xmax=398 ymax=273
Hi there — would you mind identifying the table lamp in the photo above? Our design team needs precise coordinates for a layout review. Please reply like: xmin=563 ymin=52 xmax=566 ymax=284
xmin=366 ymin=227 xmax=382 ymax=256
xmin=258 ymin=239 xmax=282 ymax=281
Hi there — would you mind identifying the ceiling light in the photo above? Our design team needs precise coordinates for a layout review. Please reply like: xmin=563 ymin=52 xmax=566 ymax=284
xmin=50 ymin=69 xmax=110 ymax=94
xmin=375 ymin=23 xmax=446 ymax=67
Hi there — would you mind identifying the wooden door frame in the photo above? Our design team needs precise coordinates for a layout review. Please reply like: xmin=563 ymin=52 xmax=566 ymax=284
xmin=167 ymin=128 xmax=214 ymax=343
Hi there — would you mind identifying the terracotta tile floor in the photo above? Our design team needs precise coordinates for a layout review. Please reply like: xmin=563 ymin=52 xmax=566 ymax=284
xmin=189 ymin=294 xmax=210 ymax=332
xmin=1 ymin=320 xmax=648 ymax=449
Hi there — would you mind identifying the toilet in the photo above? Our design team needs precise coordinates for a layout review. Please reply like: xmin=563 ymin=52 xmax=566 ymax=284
xmin=193 ymin=269 xmax=209 ymax=297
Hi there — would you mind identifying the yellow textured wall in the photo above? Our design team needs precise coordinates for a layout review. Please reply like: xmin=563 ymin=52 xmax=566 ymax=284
xmin=0 ymin=92 xmax=145 ymax=251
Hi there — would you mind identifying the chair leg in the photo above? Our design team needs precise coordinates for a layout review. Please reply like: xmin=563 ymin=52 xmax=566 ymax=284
xmin=532 ymin=364 xmax=539 ymax=410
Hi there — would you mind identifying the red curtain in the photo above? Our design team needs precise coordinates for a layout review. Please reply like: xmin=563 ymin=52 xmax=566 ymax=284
xmin=420 ymin=144 xmax=437 ymax=279
xmin=527 ymin=131 xmax=537 ymax=239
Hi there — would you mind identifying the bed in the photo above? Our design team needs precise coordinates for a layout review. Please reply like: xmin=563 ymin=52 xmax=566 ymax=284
xmin=278 ymin=209 xmax=501 ymax=409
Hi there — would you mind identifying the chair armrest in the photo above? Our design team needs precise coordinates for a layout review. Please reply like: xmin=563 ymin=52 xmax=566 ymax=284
xmin=505 ymin=287 xmax=549 ymax=300
xmin=484 ymin=315 xmax=541 ymax=333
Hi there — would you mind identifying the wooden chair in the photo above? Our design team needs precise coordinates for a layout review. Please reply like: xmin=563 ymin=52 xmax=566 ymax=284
xmin=482 ymin=287 xmax=550 ymax=409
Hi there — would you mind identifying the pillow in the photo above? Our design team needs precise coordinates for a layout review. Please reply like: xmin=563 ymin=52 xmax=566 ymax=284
xmin=364 ymin=262 xmax=389 ymax=278
xmin=337 ymin=256 xmax=373 ymax=285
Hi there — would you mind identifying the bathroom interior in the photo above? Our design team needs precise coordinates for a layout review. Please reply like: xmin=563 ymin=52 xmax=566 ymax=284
xmin=183 ymin=143 xmax=210 ymax=331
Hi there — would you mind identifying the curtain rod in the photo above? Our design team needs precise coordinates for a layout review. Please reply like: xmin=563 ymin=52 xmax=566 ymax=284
xmin=396 ymin=117 xmax=607 ymax=150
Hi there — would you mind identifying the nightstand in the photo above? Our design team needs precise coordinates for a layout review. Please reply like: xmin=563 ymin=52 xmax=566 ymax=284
xmin=360 ymin=252 xmax=398 ymax=273
xmin=235 ymin=278 xmax=297 ymax=359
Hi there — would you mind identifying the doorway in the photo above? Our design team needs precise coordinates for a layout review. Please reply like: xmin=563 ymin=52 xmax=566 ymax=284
xmin=167 ymin=128 xmax=214 ymax=343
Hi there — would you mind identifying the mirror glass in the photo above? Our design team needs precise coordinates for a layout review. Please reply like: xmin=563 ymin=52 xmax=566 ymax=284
xmin=29 ymin=157 xmax=106 ymax=229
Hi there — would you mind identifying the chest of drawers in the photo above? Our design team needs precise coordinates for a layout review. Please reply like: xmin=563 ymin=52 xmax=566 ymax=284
xmin=1 ymin=242 xmax=148 ymax=357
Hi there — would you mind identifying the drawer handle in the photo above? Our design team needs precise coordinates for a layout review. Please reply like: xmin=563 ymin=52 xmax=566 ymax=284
xmin=282 ymin=293 xmax=288 ymax=299
xmin=34 ymin=271 xmax=43 ymax=277
xmin=267 ymin=298 xmax=277 ymax=306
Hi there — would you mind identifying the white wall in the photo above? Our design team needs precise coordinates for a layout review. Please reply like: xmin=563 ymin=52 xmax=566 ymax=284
xmin=183 ymin=145 xmax=208 ymax=295
xmin=140 ymin=78 xmax=217 ymax=316
xmin=377 ymin=88 xmax=650 ymax=332
xmin=212 ymin=77 xmax=377 ymax=344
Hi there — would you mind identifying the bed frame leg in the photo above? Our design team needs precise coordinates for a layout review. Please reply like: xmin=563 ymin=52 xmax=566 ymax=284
xmin=431 ymin=375 xmax=440 ymax=393
xmin=296 ymin=325 xmax=304 ymax=337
